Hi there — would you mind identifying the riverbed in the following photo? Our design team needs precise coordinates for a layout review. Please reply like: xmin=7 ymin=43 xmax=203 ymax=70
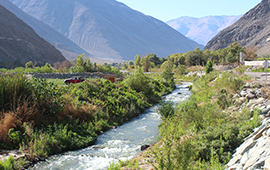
xmin=30 ymin=82 xmax=192 ymax=170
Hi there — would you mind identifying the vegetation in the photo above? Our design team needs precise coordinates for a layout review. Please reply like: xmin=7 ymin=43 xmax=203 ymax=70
xmin=109 ymin=71 xmax=261 ymax=170
xmin=0 ymin=59 xmax=174 ymax=169
xmin=150 ymin=71 xmax=260 ymax=169
xmin=0 ymin=42 xmax=262 ymax=169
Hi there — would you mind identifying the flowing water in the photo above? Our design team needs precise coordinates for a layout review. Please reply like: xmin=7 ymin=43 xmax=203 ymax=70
xmin=31 ymin=82 xmax=192 ymax=170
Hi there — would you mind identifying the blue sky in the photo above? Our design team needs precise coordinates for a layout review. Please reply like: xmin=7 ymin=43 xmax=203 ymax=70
xmin=116 ymin=0 xmax=262 ymax=22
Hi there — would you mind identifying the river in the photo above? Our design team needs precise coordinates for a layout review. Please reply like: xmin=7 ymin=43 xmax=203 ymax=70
xmin=30 ymin=82 xmax=192 ymax=170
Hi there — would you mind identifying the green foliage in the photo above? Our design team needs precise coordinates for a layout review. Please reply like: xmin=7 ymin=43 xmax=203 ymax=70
xmin=20 ymin=121 xmax=97 ymax=157
xmin=0 ymin=73 xmax=32 ymax=111
xmin=70 ymin=54 xmax=94 ymax=73
xmin=148 ymin=53 xmax=163 ymax=66
xmin=150 ymin=71 xmax=261 ymax=169
xmin=30 ymin=78 xmax=65 ymax=116
xmin=205 ymin=60 xmax=213 ymax=74
xmin=25 ymin=61 xmax=34 ymax=69
xmin=175 ymin=65 xmax=186 ymax=75
xmin=156 ymin=101 xmax=175 ymax=119
xmin=134 ymin=54 xmax=141 ymax=69
xmin=0 ymin=156 xmax=15 ymax=170
xmin=123 ymin=67 xmax=150 ymax=94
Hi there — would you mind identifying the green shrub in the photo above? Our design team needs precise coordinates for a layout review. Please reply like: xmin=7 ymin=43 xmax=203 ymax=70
xmin=156 ymin=101 xmax=175 ymax=119
xmin=0 ymin=73 xmax=32 ymax=111
xmin=0 ymin=156 xmax=15 ymax=170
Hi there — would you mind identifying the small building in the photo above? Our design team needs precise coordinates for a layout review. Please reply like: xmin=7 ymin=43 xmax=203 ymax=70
xmin=103 ymin=74 xmax=117 ymax=83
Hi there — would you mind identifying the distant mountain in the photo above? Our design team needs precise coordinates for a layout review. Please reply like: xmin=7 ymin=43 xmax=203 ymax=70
xmin=167 ymin=15 xmax=241 ymax=46
xmin=0 ymin=0 xmax=89 ymax=61
xmin=9 ymin=0 xmax=203 ymax=61
xmin=205 ymin=0 xmax=270 ymax=55
xmin=0 ymin=4 xmax=66 ymax=66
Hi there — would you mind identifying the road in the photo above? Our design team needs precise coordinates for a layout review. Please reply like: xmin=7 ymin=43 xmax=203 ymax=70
xmin=245 ymin=71 xmax=270 ymax=85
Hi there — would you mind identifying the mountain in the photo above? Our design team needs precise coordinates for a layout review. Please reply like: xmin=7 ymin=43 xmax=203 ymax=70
xmin=204 ymin=0 xmax=270 ymax=55
xmin=0 ymin=0 xmax=89 ymax=61
xmin=9 ymin=0 xmax=203 ymax=61
xmin=0 ymin=4 xmax=66 ymax=66
xmin=167 ymin=16 xmax=241 ymax=46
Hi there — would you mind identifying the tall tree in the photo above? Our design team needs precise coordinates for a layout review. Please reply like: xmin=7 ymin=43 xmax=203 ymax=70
xmin=134 ymin=54 xmax=141 ymax=69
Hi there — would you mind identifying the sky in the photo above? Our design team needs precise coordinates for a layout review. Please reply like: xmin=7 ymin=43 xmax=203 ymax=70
xmin=116 ymin=0 xmax=262 ymax=22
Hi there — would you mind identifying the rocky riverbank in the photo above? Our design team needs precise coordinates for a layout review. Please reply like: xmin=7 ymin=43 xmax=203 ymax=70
xmin=226 ymin=82 xmax=270 ymax=170
xmin=120 ymin=81 xmax=270 ymax=170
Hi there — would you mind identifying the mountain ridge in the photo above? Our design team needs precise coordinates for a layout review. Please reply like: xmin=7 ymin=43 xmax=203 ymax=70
xmin=0 ymin=3 xmax=66 ymax=66
xmin=166 ymin=15 xmax=241 ymax=46
xmin=204 ymin=0 xmax=270 ymax=55
xmin=10 ymin=0 xmax=203 ymax=61
xmin=0 ymin=0 xmax=90 ymax=61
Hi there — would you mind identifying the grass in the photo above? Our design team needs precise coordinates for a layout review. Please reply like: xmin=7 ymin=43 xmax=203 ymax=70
xmin=46 ymin=79 xmax=66 ymax=85
xmin=0 ymin=71 xmax=175 ymax=169
xmin=110 ymin=70 xmax=262 ymax=170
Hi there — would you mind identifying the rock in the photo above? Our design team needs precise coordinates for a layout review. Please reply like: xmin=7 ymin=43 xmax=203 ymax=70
xmin=254 ymin=126 xmax=270 ymax=140
xmin=250 ymin=104 xmax=258 ymax=111
xmin=242 ymin=149 xmax=265 ymax=170
xmin=237 ymin=97 xmax=246 ymax=104
xmin=246 ymin=92 xmax=256 ymax=100
xmin=236 ymin=140 xmax=257 ymax=155
xmin=255 ymin=89 xmax=262 ymax=98
xmin=141 ymin=145 xmax=150 ymax=151
xmin=178 ymin=92 xmax=182 ymax=94
xmin=262 ymin=105 xmax=270 ymax=115
xmin=233 ymin=93 xmax=240 ymax=99
xmin=92 ymin=146 xmax=106 ymax=149
xmin=264 ymin=157 xmax=270 ymax=170
xmin=226 ymin=154 xmax=242 ymax=167
xmin=37 ymin=156 xmax=46 ymax=161
xmin=251 ymin=98 xmax=265 ymax=105
xmin=240 ymin=90 xmax=247 ymax=97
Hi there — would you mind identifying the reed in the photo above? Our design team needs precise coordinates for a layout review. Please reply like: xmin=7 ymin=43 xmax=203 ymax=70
xmin=0 ymin=73 xmax=32 ymax=111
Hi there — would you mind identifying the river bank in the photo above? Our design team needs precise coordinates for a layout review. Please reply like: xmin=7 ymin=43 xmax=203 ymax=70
xmin=109 ymin=71 xmax=266 ymax=169
xmin=0 ymin=69 xmax=175 ymax=169
xmin=25 ymin=83 xmax=191 ymax=170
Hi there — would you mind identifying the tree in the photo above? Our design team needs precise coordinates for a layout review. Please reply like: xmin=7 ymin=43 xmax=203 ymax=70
xmin=141 ymin=55 xmax=150 ymax=72
xmin=123 ymin=67 xmax=150 ymax=93
xmin=25 ymin=61 xmax=34 ymax=69
xmin=226 ymin=42 xmax=245 ymax=63
xmin=76 ymin=54 xmax=84 ymax=67
xmin=84 ymin=56 xmax=92 ymax=72
xmin=148 ymin=53 xmax=162 ymax=66
xmin=134 ymin=55 xmax=141 ymax=68
xmin=161 ymin=57 xmax=174 ymax=89
xmin=41 ymin=62 xmax=54 ymax=73
xmin=205 ymin=60 xmax=213 ymax=74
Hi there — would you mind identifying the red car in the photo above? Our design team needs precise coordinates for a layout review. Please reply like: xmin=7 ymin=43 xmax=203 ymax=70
xmin=64 ymin=76 xmax=85 ymax=85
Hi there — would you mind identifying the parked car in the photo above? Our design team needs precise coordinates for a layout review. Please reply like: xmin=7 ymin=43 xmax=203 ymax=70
xmin=64 ymin=76 xmax=85 ymax=85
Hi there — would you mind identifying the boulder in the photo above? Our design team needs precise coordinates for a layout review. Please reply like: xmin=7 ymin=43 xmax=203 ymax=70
xmin=251 ymin=98 xmax=265 ymax=105
xmin=264 ymin=157 xmax=270 ymax=170
xmin=240 ymin=90 xmax=247 ymax=97
xmin=226 ymin=154 xmax=242 ymax=167
xmin=233 ymin=93 xmax=240 ymax=99
xmin=246 ymin=92 xmax=257 ymax=100
xmin=262 ymin=105 xmax=270 ymax=115
xmin=141 ymin=145 xmax=150 ymax=151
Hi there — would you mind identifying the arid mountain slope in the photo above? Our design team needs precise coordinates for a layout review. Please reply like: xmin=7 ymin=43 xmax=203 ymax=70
xmin=10 ymin=0 xmax=203 ymax=60
xmin=0 ymin=4 xmax=66 ymax=65
xmin=0 ymin=0 xmax=89 ymax=61
xmin=205 ymin=0 xmax=270 ymax=55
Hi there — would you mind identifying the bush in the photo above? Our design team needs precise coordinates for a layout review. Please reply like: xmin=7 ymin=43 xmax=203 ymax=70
xmin=156 ymin=101 xmax=175 ymax=119
xmin=150 ymin=71 xmax=261 ymax=169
